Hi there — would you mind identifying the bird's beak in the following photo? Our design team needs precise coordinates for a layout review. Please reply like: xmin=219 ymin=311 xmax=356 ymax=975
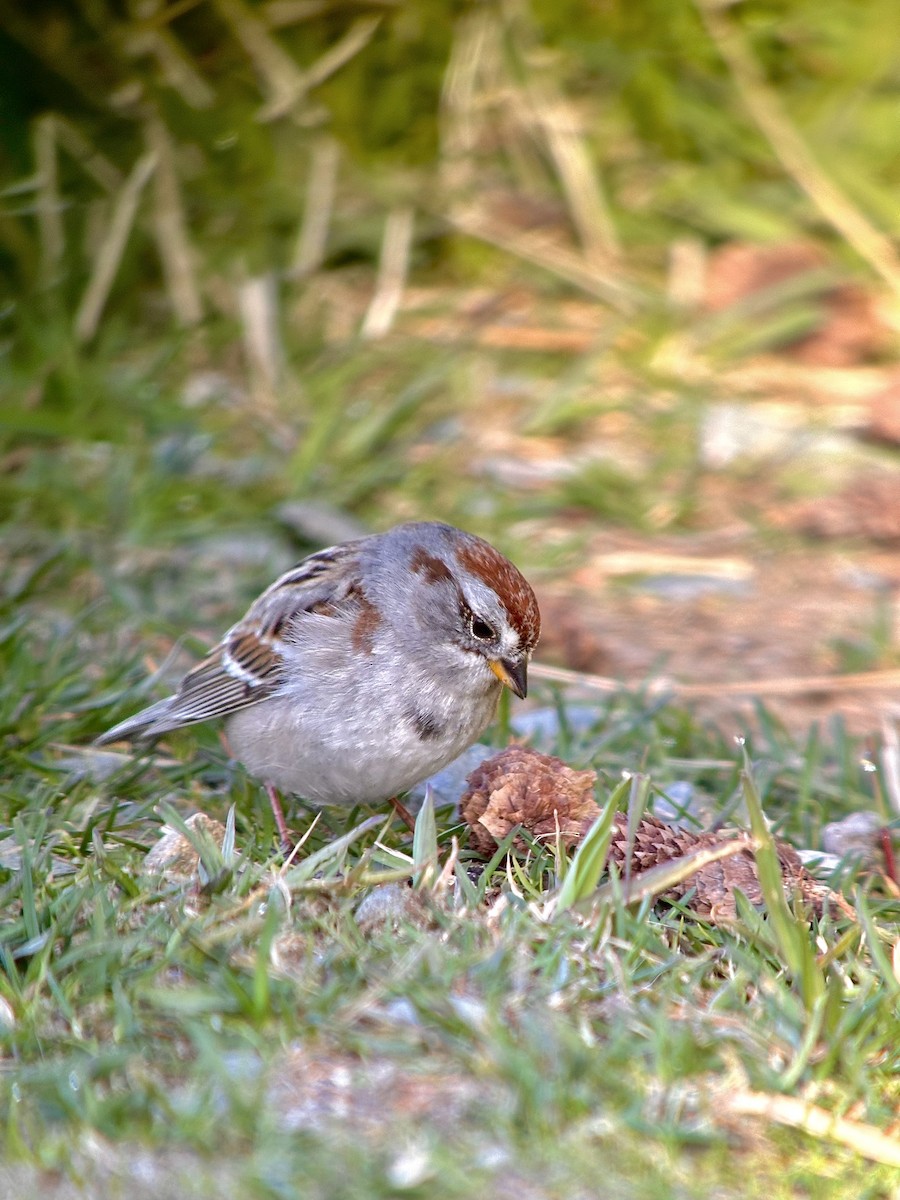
xmin=489 ymin=657 xmax=528 ymax=699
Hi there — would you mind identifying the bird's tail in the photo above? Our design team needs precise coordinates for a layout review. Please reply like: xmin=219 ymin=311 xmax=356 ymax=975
xmin=94 ymin=696 xmax=181 ymax=745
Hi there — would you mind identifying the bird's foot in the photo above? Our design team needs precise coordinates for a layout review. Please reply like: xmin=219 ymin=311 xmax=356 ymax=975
xmin=389 ymin=795 xmax=416 ymax=832
xmin=265 ymin=782 xmax=295 ymax=853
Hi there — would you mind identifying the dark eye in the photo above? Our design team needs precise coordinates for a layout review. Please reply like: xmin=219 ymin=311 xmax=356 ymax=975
xmin=470 ymin=616 xmax=496 ymax=641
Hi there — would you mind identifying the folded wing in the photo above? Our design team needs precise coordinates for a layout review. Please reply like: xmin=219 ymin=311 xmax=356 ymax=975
xmin=96 ymin=540 xmax=361 ymax=743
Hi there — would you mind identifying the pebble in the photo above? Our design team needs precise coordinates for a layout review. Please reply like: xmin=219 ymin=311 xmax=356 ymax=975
xmin=354 ymin=883 xmax=421 ymax=930
xmin=822 ymin=810 xmax=885 ymax=867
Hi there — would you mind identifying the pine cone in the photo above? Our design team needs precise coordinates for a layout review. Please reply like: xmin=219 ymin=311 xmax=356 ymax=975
xmin=460 ymin=745 xmax=600 ymax=856
xmin=462 ymin=747 xmax=854 ymax=922
xmin=607 ymin=812 xmax=854 ymax=922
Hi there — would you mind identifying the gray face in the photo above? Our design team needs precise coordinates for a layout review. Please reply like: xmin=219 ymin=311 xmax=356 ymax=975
xmin=452 ymin=568 xmax=524 ymax=664
xmin=362 ymin=521 xmax=537 ymax=691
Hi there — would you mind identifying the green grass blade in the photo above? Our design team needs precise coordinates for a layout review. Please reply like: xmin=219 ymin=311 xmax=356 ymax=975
xmin=412 ymin=786 xmax=437 ymax=889
xmin=282 ymin=815 xmax=385 ymax=887
xmin=554 ymin=776 xmax=629 ymax=914
xmin=741 ymin=756 xmax=824 ymax=1008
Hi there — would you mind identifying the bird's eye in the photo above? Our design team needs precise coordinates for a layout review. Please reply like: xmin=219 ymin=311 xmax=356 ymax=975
xmin=470 ymin=616 xmax=496 ymax=641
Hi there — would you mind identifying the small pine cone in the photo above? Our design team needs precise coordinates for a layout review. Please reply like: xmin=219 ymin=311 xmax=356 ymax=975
xmin=608 ymin=812 xmax=855 ymax=922
xmin=461 ymin=746 xmax=600 ymax=856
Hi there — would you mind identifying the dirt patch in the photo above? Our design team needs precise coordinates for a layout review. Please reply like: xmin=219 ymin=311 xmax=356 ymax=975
xmin=536 ymin=526 xmax=900 ymax=735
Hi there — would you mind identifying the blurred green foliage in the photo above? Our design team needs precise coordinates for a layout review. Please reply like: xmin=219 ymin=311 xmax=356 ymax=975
xmin=0 ymin=0 xmax=897 ymax=546
xmin=2 ymin=0 xmax=899 ymax=306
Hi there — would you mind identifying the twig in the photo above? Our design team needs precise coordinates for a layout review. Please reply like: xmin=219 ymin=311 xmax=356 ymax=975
xmin=724 ymin=1091 xmax=900 ymax=1168
xmin=530 ymin=661 xmax=900 ymax=700
xmin=696 ymin=0 xmax=900 ymax=298
xmin=74 ymin=152 xmax=157 ymax=343
xmin=361 ymin=205 xmax=415 ymax=339
xmin=406 ymin=318 xmax=602 ymax=353
xmin=590 ymin=550 xmax=753 ymax=580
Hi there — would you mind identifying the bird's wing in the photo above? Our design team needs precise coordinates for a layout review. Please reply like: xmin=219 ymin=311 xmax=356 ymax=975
xmin=97 ymin=540 xmax=364 ymax=742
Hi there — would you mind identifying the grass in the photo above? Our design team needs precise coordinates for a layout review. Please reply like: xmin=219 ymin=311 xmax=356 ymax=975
xmin=2 ymin=303 xmax=898 ymax=1196
xmin=1 ymin=544 xmax=899 ymax=1196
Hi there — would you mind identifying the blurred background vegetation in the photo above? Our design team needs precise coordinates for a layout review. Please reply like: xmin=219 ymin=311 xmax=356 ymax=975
xmin=2 ymin=0 xmax=899 ymax=571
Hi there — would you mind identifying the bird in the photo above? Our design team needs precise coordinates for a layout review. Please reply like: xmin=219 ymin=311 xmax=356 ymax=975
xmin=96 ymin=521 xmax=541 ymax=843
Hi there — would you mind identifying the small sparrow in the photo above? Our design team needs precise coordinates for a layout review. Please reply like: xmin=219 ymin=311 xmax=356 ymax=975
xmin=97 ymin=521 xmax=540 ymax=840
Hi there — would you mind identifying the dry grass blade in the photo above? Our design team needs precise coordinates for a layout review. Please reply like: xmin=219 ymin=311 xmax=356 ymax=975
xmin=444 ymin=206 xmax=644 ymax=314
xmin=301 ymin=16 xmax=381 ymax=93
xmin=291 ymin=135 xmax=340 ymax=277
xmin=33 ymin=115 xmax=64 ymax=286
xmin=724 ymin=1091 xmax=900 ymax=1168
xmin=438 ymin=10 xmax=490 ymax=176
xmin=361 ymin=205 xmax=415 ymax=340
xmin=264 ymin=2 xmax=330 ymax=28
xmin=145 ymin=113 xmax=203 ymax=326
xmin=696 ymin=0 xmax=900 ymax=298
xmin=74 ymin=151 xmax=157 ymax=343
xmin=53 ymin=116 xmax=123 ymax=192
xmin=237 ymin=272 xmax=284 ymax=396
xmin=213 ymin=0 xmax=308 ymax=119
xmin=125 ymin=2 xmax=215 ymax=109
xmin=282 ymin=815 xmax=386 ymax=888
xmin=667 ymin=236 xmax=707 ymax=310
xmin=592 ymin=835 xmax=760 ymax=909
xmin=525 ymin=86 xmax=619 ymax=264
xmin=217 ymin=0 xmax=379 ymax=122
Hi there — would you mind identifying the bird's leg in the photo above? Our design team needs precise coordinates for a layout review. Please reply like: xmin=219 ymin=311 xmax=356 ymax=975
xmin=389 ymin=796 xmax=416 ymax=832
xmin=881 ymin=827 xmax=898 ymax=889
xmin=265 ymin=782 xmax=294 ymax=851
